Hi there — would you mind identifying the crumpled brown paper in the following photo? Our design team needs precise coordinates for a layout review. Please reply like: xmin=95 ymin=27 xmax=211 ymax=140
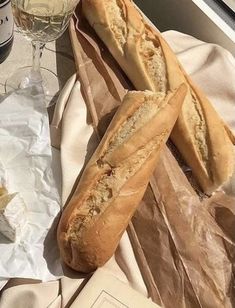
xmin=69 ymin=5 xmax=235 ymax=307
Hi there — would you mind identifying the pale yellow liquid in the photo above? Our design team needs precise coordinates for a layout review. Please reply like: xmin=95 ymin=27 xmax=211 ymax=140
xmin=11 ymin=0 xmax=76 ymax=42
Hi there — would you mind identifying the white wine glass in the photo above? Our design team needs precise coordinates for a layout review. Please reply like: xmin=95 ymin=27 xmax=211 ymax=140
xmin=6 ymin=0 xmax=79 ymax=105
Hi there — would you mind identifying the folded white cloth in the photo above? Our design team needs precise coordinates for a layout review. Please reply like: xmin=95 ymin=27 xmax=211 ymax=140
xmin=163 ymin=31 xmax=235 ymax=134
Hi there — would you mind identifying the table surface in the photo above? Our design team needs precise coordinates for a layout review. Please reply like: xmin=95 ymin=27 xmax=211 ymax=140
xmin=0 ymin=28 xmax=76 ymax=98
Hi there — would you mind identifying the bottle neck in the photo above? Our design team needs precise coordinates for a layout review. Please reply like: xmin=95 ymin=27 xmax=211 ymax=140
xmin=0 ymin=0 xmax=14 ymax=63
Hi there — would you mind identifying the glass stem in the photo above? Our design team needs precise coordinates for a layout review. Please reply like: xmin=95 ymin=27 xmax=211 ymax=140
xmin=30 ymin=41 xmax=45 ymax=84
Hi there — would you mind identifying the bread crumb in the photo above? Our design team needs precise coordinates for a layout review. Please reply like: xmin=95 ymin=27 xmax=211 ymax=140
xmin=104 ymin=0 xmax=127 ymax=50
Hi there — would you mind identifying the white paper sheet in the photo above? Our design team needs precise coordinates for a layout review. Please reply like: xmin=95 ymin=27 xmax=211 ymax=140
xmin=0 ymin=86 xmax=62 ymax=281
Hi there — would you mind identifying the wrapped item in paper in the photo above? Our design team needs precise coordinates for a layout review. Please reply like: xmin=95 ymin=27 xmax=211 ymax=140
xmin=0 ymin=86 xmax=62 ymax=281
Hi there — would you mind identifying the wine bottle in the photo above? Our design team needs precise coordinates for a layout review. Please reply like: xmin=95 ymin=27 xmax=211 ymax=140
xmin=0 ymin=0 xmax=13 ymax=64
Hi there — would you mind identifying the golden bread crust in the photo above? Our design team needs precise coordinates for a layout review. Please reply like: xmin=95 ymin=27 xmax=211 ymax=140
xmin=58 ymin=85 xmax=187 ymax=272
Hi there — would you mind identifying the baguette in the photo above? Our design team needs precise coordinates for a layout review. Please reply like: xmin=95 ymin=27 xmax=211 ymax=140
xmin=82 ymin=0 xmax=235 ymax=194
xmin=57 ymin=85 xmax=187 ymax=272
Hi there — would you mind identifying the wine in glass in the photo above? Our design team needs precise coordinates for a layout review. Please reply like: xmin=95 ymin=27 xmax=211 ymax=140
xmin=7 ymin=0 xmax=79 ymax=104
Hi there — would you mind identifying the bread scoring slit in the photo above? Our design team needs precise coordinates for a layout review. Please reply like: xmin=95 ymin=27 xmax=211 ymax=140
xmin=107 ymin=91 xmax=165 ymax=152
xmin=188 ymin=90 xmax=210 ymax=176
xmin=139 ymin=29 xmax=167 ymax=93
xmin=104 ymin=0 xmax=127 ymax=50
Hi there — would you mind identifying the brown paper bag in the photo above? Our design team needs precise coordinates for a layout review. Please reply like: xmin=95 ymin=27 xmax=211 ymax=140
xmin=68 ymin=5 xmax=235 ymax=307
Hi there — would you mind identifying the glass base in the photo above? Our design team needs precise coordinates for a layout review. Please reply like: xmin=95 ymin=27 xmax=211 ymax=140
xmin=5 ymin=67 xmax=60 ymax=107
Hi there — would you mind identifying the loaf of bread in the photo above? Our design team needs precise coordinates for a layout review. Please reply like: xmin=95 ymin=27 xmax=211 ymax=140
xmin=57 ymin=85 xmax=187 ymax=272
xmin=82 ymin=0 xmax=235 ymax=194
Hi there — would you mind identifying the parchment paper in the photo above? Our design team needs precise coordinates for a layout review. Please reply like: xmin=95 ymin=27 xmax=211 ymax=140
xmin=68 ymin=6 xmax=235 ymax=308
xmin=0 ymin=86 xmax=62 ymax=281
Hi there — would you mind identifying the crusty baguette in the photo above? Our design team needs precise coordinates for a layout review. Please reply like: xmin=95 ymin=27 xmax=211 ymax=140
xmin=82 ymin=0 xmax=235 ymax=194
xmin=57 ymin=85 xmax=187 ymax=272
